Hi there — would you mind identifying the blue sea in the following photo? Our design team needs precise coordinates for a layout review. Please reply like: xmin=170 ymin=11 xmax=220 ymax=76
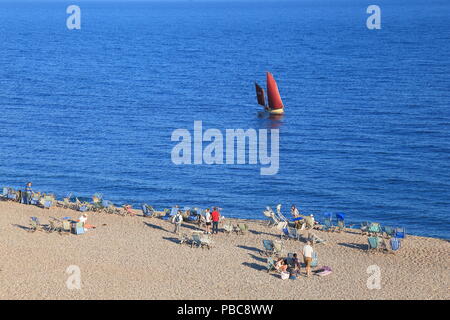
xmin=1 ymin=0 xmax=449 ymax=239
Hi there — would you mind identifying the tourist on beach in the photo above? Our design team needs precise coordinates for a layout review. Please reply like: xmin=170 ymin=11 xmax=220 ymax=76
xmin=124 ymin=204 xmax=134 ymax=216
xmin=211 ymin=207 xmax=220 ymax=234
xmin=24 ymin=182 xmax=33 ymax=205
xmin=173 ymin=210 xmax=183 ymax=234
xmin=275 ymin=258 xmax=288 ymax=273
xmin=302 ymin=241 xmax=314 ymax=277
xmin=204 ymin=208 xmax=212 ymax=234
xmin=291 ymin=205 xmax=300 ymax=218
xmin=292 ymin=253 xmax=301 ymax=275
xmin=78 ymin=213 xmax=95 ymax=231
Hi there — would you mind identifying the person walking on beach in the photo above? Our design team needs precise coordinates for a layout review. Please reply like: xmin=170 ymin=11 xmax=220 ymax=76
xmin=173 ymin=210 xmax=183 ymax=234
xmin=204 ymin=208 xmax=212 ymax=234
xmin=211 ymin=207 xmax=220 ymax=234
xmin=24 ymin=182 xmax=33 ymax=204
xmin=302 ymin=241 xmax=314 ymax=277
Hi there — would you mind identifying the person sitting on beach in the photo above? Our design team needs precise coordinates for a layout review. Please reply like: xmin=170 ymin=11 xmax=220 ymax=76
xmin=292 ymin=253 xmax=301 ymax=275
xmin=275 ymin=258 xmax=288 ymax=273
xmin=302 ymin=241 xmax=314 ymax=277
xmin=78 ymin=213 xmax=95 ymax=231
xmin=204 ymin=208 xmax=212 ymax=234
xmin=211 ymin=207 xmax=220 ymax=234
xmin=124 ymin=204 xmax=134 ymax=216
xmin=290 ymin=205 xmax=300 ymax=218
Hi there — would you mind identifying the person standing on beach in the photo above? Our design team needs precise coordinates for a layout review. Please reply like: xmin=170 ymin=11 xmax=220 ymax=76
xmin=173 ymin=210 xmax=183 ymax=234
xmin=211 ymin=207 xmax=220 ymax=234
xmin=291 ymin=205 xmax=300 ymax=218
xmin=204 ymin=208 xmax=212 ymax=234
xmin=24 ymin=182 xmax=33 ymax=204
xmin=302 ymin=241 xmax=314 ymax=277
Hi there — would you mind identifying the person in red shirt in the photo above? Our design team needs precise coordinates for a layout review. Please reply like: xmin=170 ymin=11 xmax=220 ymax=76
xmin=211 ymin=207 xmax=221 ymax=234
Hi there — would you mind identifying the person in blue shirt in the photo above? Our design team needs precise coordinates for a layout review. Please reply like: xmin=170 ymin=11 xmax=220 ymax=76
xmin=24 ymin=182 xmax=33 ymax=204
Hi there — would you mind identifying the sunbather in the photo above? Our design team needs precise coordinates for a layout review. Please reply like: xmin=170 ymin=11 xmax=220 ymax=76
xmin=291 ymin=253 xmax=301 ymax=275
xmin=124 ymin=204 xmax=134 ymax=216
xmin=78 ymin=214 xmax=95 ymax=231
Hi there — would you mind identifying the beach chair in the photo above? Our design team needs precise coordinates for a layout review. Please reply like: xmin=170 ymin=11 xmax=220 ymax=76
xmin=236 ymin=223 xmax=248 ymax=235
xmin=368 ymin=223 xmax=382 ymax=236
xmin=335 ymin=212 xmax=345 ymax=232
xmin=46 ymin=218 xmax=61 ymax=233
xmin=1 ymin=187 xmax=8 ymax=200
xmin=142 ymin=204 xmax=154 ymax=217
xmin=367 ymin=236 xmax=381 ymax=252
xmin=72 ymin=221 xmax=85 ymax=235
xmin=266 ymin=257 xmax=277 ymax=273
xmin=360 ymin=221 xmax=370 ymax=235
xmin=263 ymin=207 xmax=279 ymax=227
xmin=273 ymin=240 xmax=284 ymax=257
xmin=28 ymin=217 xmax=44 ymax=232
xmin=308 ymin=232 xmax=327 ymax=245
xmin=394 ymin=227 xmax=406 ymax=239
xmin=388 ymin=238 xmax=401 ymax=254
xmin=179 ymin=233 xmax=191 ymax=246
xmin=322 ymin=212 xmax=333 ymax=232
xmin=191 ymin=232 xmax=213 ymax=249
xmin=276 ymin=204 xmax=288 ymax=223
xmin=382 ymin=226 xmax=396 ymax=238
xmin=61 ymin=218 xmax=72 ymax=234
xmin=260 ymin=240 xmax=275 ymax=256
xmin=223 ymin=222 xmax=234 ymax=234
xmin=310 ymin=252 xmax=319 ymax=268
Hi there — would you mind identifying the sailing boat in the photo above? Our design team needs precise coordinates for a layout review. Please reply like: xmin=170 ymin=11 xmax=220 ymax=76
xmin=255 ymin=72 xmax=284 ymax=115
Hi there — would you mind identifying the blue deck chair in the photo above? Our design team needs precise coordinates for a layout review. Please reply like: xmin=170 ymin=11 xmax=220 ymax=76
xmin=142 ymin=204 xmax=153 ymax=217
xmin=335 ymin=212 xmax=345 ymax=232
xmin=367 ymin=236 xmax=380 ymax=252
xmin=1 ymin=187 xmax=8 ymax=200
xmin=322 ymin=212 xmax=333 ymax=231
xmin=395 ymin=227 xmax=406 ymax=239
xmin=260 ymin=240 xmax=275 ymax=256
xmin=383 ymin=226 xmax=396 ymax=238
xmin=368 ymin=222 xmax=382 ymax=236
xmin=389 ymin=238 xmax=401 ymax=253
xmin=266 ymin=257 xmax=277 ymax=273
xmin=310 ymin=252 xmax=318 ymax=268
xmin=360 ymin=221 xmax=370 ymax=235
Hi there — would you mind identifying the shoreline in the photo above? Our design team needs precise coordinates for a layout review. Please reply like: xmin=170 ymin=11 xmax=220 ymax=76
xmin=0 ymin=200 xmax=449 ymax=300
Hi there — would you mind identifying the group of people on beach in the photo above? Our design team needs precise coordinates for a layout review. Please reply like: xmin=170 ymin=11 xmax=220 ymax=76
xmin=274 ymin=241 xmax=315 ymax=277
xmin=172 ymin=207 xmax=221 ymax=235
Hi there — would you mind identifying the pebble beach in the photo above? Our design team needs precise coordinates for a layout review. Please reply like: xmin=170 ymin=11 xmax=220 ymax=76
xmin=0 ymin=201 xmax=448 ymax=300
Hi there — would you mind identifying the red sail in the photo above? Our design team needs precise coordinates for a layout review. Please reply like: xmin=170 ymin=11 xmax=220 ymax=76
xmin=255 ymin=82 xmax=266 ymax=107
xmin=266 ymin=72 xmax=284 ymax=110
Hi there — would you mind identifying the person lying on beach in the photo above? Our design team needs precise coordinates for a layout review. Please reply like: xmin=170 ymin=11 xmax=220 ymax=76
xmin=275 ymin=258 xmax=288 ymax=273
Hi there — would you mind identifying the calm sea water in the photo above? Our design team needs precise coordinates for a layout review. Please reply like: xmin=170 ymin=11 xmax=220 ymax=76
xmin=1 ymin=0 xmax=449 ymax=239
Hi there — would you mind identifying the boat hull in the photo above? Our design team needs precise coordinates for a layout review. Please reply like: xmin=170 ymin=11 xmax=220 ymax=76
xmin=265 ymin=107 xmax=284 ymax=114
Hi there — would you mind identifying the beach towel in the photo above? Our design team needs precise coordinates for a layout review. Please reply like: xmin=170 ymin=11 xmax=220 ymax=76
xmin=314 ymin=266 xmax=332 ymax=276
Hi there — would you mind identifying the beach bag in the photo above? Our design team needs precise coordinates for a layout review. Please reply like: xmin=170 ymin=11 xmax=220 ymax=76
xmin=280 ymin=272 xmax=289 ymax=280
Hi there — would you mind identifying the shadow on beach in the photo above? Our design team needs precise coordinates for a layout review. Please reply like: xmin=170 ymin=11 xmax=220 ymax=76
xmin=237 ymin=245 xmax=260 ymax=253
xmin=143 ymin=222 xmax=169 ymax=233
xmin=338 ymin=242 xmax=368 ymax=251
xmin=242 ymin=262 xmax=266 ymax=272
xmin=163 ymin=236 xmax=181 ymax=245
xmin=12 ymin=224 xmax=33 ymax=232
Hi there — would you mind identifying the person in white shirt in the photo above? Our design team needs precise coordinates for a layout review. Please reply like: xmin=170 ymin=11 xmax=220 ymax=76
xmin=302 ymin=241 xmax=314 ymax=277
xmin=290 ymin=205 xmax=300 ymax=218
xmin=204 ymin=208 xmax=212 ymax=234
xmin=79 ymin=214 xmax=88 ymax=232
xmin=173 ymin=210 xmax=183 ymax=234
